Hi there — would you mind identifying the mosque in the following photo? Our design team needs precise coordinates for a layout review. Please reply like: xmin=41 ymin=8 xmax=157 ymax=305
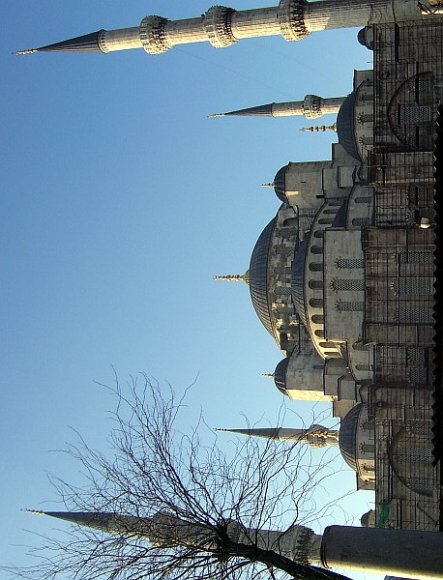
xmin=19 ymin=0 xmax=443 ymax=575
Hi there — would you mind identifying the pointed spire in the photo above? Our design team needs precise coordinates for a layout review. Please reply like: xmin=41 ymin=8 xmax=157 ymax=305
xmin=212 ymin=103 xmax=275 ymax=117
xmin=217 ymin=425 xmax=339 ymax=447
xmin=214 ymin=271 xmax=250 ymax=284
xmin=17 ymin=30 xmax=105 ymax=55
xmin=25 ymin=510 xmax=137 ymax=533
xmin=217 ymin=427 xmax=283 ymax=439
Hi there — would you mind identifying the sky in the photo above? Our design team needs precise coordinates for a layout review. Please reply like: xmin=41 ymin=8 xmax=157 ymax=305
xmin=3 ymin=1 xmax=377 ymax=577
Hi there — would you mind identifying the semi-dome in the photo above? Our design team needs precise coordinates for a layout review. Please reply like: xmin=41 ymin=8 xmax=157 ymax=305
xmin=273 ymin=165 xmax=288 ymax=202
xmin=248 ymin=218 xmax=276 ymax=336
xmin=291 ymin=239 xmax=308 ymax=326
xmin=338 ymin=403 xmax=362 ymax=471
xmin=274 ymin=357 xmax=289 ymax=395
xmin=336 ymin=92 xmax=360 ymax=161
xmin=331 ymin=200 xmax=348 ymax=228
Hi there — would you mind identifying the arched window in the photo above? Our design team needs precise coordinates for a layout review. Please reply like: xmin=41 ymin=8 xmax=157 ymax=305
xmin=311 ymin=314 xmax=324 ymax=324
xmin=308 ymin=281 xmax=323 ymax=290
xmin=309 ymin=263 xmax=323 ymax=272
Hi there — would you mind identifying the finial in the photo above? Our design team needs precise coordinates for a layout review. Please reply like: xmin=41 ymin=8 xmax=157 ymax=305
xmin=208 ymin=113 xmax=225 ymax=118
xmin=300 ymin=123 xmax=337 ymax=133
xmin=23 ymin=508 xmax=45 ymax=515
xmin=15 ymin=48 xmax=38 ymax=55
xmin=261 ymin=183 xmax=275 ymax=189
xmin=214 ymin=274 xmax=243 ymax=281
xmin=262 ymin=373 xmax=274 ymax=378
xmin=214 ymin=271 xmax=249 ymax=284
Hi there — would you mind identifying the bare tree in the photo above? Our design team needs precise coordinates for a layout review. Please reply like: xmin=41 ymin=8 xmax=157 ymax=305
xmin=13 ymin=375 xmax=353 ymax=580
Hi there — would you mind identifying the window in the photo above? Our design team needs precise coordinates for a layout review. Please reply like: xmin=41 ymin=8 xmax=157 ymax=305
xmin=336 ymin=258 xmax=364 ymax=269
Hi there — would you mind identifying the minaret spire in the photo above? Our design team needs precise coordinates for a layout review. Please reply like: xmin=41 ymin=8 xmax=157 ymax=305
xmin=25 ymin=510 xmax=148 ymax=535
xmin=18 ymin=0 xmax=422 ymax=56
xmin=210 ymin=96 xmax=345 ymax=120
xmin=16 ymin=31 xmax=107 ymax=54
xmin=217 ymin=425 xmax=339 ymax=447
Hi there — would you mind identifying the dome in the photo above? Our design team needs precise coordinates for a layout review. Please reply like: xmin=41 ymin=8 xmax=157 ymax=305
xmin=357 ymin=27 xmax=374 ymax=50
xmin=291 ymin=239 xmax=308 ymax=326
xmin=248 ymin=218 xmax=276 ymax=336
xmin=336 ymin=92 xmax=360 ymax=161
xmin=338 ymin=403 xmax=363 ymax=471
xmin=273 ymin=165 xmax=288 ymax=202
xmin=274 ymin=358 xmax=289 ymax=394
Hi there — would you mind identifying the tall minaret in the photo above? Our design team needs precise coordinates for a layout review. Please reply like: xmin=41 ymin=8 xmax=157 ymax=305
xmin=17 ymin=0 xmax=424 ymax=56
xmin=209 ymin=95 xmax=345 ymax=120
xmin=27 ymin=509 xmax=323 ymax=564
xmin=27 ymin=510 xmax=443 ymax=578
xmin=217 ymin=424 xmax=339 ymax=447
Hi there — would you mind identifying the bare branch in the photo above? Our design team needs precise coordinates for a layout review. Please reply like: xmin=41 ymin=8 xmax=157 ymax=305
xmin=9 ymin=375 xmax=352 ymax=580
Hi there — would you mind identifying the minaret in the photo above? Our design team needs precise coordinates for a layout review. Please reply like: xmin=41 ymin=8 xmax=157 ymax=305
xmin=17 ymin=0 xmax=423 ymax=56
xmin=27 ymin=509 xmax=323 ymax=564
xmin=209 ymin=96 xmax=345 ymax=120
xmin=27 ymin=510 xmax=443 ymax=578
xmin=217 ymin=424 xmax=339 ymax=448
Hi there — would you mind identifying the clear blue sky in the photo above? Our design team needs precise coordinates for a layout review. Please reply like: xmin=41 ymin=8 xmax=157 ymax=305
xmin=3 ymin=2 xmax=376 ymax=576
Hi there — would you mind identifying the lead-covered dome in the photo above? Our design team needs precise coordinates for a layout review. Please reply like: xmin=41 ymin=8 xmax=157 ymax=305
xmin=274 ymin=357 xmax=289 ymax=395
xmin=336 ymin=92 xmax=360 ymax=161
xmin=248 ymin=218 xmax=276 ymax=336
xmin=338 ymin=403 xmax=362 ymax=471
xmin=273 ymin=165 xmax=288 ymax=202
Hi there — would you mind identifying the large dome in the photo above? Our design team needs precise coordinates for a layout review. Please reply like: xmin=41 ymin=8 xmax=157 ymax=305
xmin=248 ymin=218 xmax=276 ymax=336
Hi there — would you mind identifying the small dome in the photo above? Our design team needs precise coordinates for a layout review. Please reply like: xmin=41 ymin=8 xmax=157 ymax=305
xmin=274 ymin=358 xmax=289 ymax=395
xmin=357 ymin=27 xmax=374 ymax=50
xmin=249 ymin=218 xmax=276 ymax=336
xmin=338 ymin=403 xmax=363 ymax=471
xmin=336 ymin=92 xmax=360 ymax=161
xmin=273 ymin=166 xmax=288 ymax=202
xmin=291 ymin=239 xmax=308 ymax=326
